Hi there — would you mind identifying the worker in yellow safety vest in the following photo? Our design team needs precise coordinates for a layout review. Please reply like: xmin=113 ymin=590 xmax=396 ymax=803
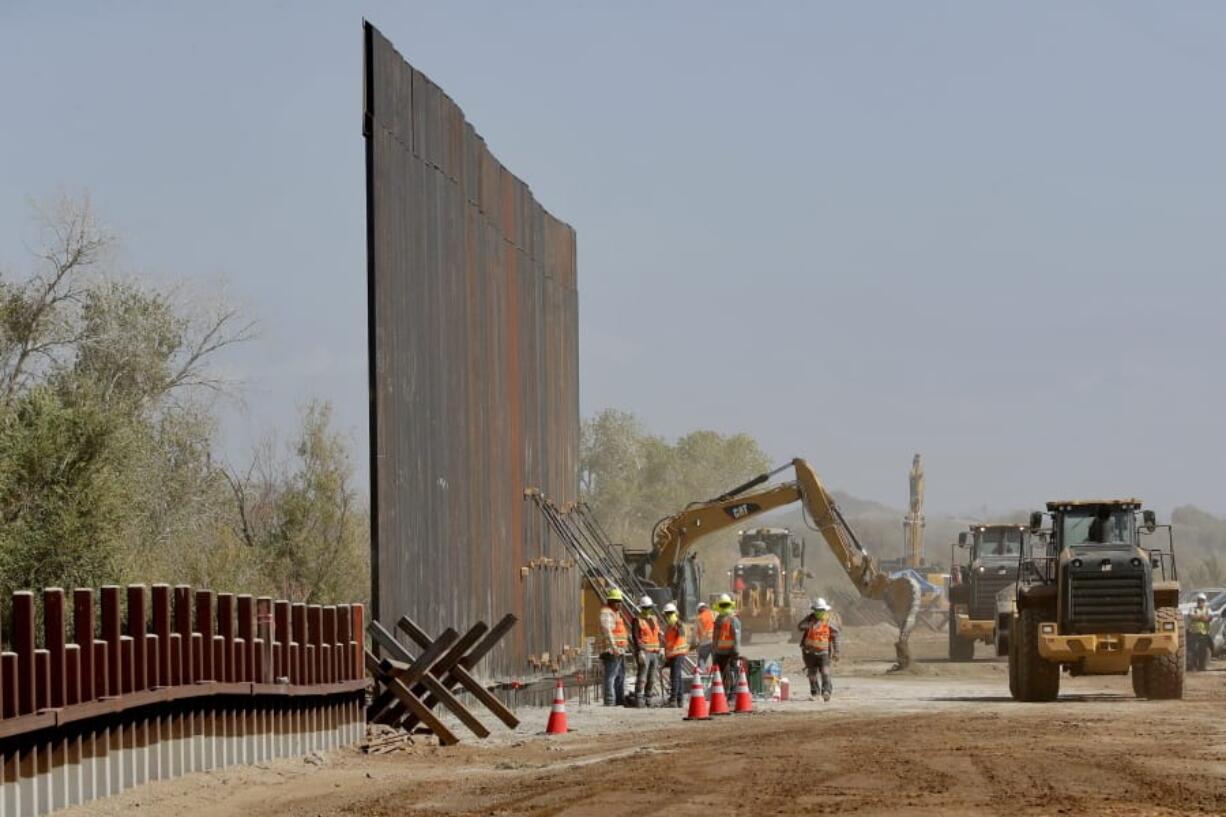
xmin=661 ymin=602 xmax=690 ymax=707
xmin=712 ymin=593 xmax=741 ymax=693
xmin=598 ymin=587 xmax=629 ymax=706
xmin=1188 ymin=593 xmax=1214 ymax=672
xmin=631 ymin=596 xmax=663 ymax=707
xmin=797 ymin=598 xmax=840 ymax=701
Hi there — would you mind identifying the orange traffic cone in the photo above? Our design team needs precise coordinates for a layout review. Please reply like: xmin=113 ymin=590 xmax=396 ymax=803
xmin=733 ymin=664 xmax=753 ymax=713
xmin=683 ymin=670 xmax=710 ymax=721
xmin=545 ymin=678 xmax=568 ymax=735
xmin=708 ymin=669 xmax=731 ymax=716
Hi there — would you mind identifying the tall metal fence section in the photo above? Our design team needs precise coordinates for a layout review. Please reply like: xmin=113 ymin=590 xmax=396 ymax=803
xmin=0 ymin=584 xmax=365 ymax=816
xmin=363 ymin=23 xmax=581 ymax=681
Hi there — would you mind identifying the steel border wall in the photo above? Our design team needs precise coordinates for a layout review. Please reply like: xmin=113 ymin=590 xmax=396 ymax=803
xmin=0 ymin=585 xmax=365 ymax=816
xmin=363 ymin=22 xmax=581 ymax=679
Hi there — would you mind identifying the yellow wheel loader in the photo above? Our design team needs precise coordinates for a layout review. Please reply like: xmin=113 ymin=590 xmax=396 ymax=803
xmin=1000 ymin=500 xmax=1183 ymax=701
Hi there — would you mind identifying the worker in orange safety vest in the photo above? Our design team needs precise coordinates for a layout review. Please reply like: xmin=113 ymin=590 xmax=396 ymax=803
xmin=630 ymin=596 xmax=663 ymax=707
xmin=661 ymin=602 xmax=690 ymax=707
xmin=694 ymin=601 xmax=716 ymax=671
xmin=797 ymin=598 xmax=840 ymax=701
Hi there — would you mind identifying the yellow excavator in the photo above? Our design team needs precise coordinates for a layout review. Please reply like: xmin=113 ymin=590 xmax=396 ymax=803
xmin=649 ymin=458 xmax=921 ymax=667
xmin=528 ymin=457 xmax=922 ymax=668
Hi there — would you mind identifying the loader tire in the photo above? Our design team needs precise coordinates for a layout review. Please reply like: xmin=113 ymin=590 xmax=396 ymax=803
xmin=1015 ymin=608 xmax=1059 ymax=702
xmin=948 ymin=613 xmax=975 ymax=662
xmin=1142 ymin=607 xmax=1185 ymax=700
xmin=1130 ymin=659 xmax=1148 ymax=699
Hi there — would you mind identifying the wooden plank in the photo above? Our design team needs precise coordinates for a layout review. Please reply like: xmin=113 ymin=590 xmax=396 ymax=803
xmin=374 ymin=622 xmax=489 ymax=738
xmin=398 ymin=613 xmax=520 ymax=728
xmin=395 ymin=621 xmax=488 ymax=729
xmin=364 ymin=651 xmax=458 ymax=746
xmin=365 ymin=624 xmax=453 ymax=723
xmin=367 ymin=622 xmax=458 ymax=692
xmin=365 ymin=623 xmax=458 ymax=724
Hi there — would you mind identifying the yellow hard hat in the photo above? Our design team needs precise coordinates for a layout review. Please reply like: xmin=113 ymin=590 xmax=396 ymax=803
xmin=606 ymin=587 xmax=623 ymax=602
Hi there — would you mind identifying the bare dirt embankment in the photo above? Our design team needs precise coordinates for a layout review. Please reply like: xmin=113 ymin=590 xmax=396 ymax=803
xmin=61 ymin=624 xmax=1226 ymax=817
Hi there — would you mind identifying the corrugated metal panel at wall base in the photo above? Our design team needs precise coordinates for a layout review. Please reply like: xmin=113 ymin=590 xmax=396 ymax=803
xmin=364 ymin=22 xmax=581 ymax=681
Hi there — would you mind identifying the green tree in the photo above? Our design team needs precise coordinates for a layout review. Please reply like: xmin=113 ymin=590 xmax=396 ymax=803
xmin=224 ymin=401 xmax=369 ymax=604
xmin=579 ymin=408 xmax=770 ymax=549
xmin=0 ymin=194 xmax=252 ymax=598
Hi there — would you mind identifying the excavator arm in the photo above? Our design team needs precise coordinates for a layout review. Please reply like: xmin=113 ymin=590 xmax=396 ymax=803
xmin=649 ymin=458 xmax=921 ymax=668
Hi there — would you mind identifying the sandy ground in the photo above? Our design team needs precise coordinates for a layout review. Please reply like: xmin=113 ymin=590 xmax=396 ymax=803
xmin=61 ymin=624 xmax=1226 ymax=817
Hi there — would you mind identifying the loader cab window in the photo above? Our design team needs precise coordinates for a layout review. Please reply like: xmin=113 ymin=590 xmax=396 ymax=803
xmin=978 ymin=528 xmax=1023 ymax=557
xmin=1061 ymin=508 xmax=1135 ymax=546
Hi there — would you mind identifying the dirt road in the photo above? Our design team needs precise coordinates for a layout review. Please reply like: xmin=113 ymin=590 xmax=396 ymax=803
xmin=62 ymin=624 xmax=1226 ymax=817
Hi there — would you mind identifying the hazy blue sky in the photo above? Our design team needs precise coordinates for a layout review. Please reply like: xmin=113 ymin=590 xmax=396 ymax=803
xmin=2 ymin=2 xmax=1223 ymax=516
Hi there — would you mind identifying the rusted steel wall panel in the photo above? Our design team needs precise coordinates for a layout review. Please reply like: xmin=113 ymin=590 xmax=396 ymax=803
xmin=364 ymin=23 xmax=580 ymax=680
xmin=0 ymin=583 xmax=366 ymax=812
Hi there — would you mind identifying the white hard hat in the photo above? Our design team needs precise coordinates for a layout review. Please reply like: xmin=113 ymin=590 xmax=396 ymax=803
xmin=1197 ymin=593 xmax=1208 ymax=601
xmin=812 ymin=597 xmax=831 ymax=611
xmin=662 ymin=602 xmax=678 ymax=614
xmin=697 ymin=601 xmax=709 ymax=609
xmin=717 ymin=593 xmax=733 ymax=606
xmin=639 ymin=595 xmax=654 ymax=607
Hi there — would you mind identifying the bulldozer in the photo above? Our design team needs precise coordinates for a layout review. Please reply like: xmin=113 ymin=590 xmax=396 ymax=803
xmin=947 ymin=524 xmax=1026 ymax=661
xmin=731 ymin=527 xmax=809 ymax=641
xmin=999 ymin=499 xmax=1183 ymax=701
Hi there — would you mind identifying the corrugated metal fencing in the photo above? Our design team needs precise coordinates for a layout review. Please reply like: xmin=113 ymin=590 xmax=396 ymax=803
xmin=363 ymin=22 xmax=581 ymax=681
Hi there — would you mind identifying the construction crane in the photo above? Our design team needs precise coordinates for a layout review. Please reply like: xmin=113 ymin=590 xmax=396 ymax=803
xmin=904 ymin=454 xmax=926 ymax=568
xmin=529 ymin=458 xmax=922 ymax=668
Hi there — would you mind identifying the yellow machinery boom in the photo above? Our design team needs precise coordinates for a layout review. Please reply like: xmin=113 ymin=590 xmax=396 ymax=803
xmin=650 ymin=458 xmax=921 ymax=667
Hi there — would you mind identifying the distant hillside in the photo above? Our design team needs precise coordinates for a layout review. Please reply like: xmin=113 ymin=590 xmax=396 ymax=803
xmin=829 ymin=490 xmax=897 ymax=518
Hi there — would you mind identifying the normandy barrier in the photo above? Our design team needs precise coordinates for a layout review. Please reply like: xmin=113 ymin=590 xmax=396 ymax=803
xmin=0 ymin=584 xmax=366 ymax=817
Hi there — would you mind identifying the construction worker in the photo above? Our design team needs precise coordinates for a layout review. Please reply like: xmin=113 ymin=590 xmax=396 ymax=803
xmin=797 ymin=598 xmax=840 ymax=701
xmin=662 ymin=602 xmax=690 ymax=707
xmin=695 ymin=601 xmax=716 ymax=671
xmin=631 ymin=595 xmax=663 ymax=707
xmin=598 ymin=587 xmax=629 ymax=706
xmin=1188 ymin=593 xmax=1213 ymax=672
xmin=712 ymin=593 xmax=741 ymax=693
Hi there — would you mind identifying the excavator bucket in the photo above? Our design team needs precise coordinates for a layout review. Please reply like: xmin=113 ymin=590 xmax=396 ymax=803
xmin=884 ymin=573 xmax=923 ymax=670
